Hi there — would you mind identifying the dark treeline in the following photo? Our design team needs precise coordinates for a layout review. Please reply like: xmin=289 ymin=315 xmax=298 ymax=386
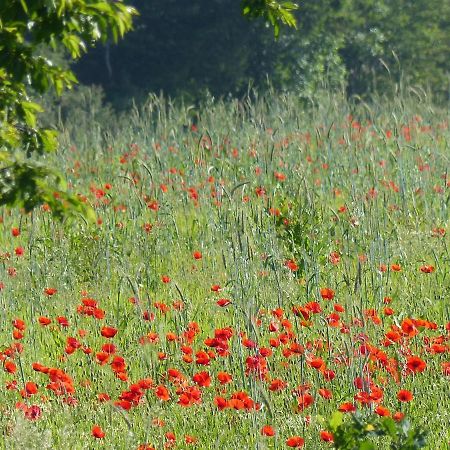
xmin=73 ymin=0 xmax=450 ymax=106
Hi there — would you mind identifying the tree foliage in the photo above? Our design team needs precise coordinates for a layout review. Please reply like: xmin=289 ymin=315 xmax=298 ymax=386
xmin=73 ymin=0 xmax=449 ymax=104
xmin=0 ymin=0 xmax=136 ymax=219
xmin=0 ymin=0 xmax=298 ymax=218
xmin=241 ymin=0 xmax=298 ymax=38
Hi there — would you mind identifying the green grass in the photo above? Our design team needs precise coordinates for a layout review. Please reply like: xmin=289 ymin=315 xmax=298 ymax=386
xmin=0 ymin=90 xmax=449 ymax=449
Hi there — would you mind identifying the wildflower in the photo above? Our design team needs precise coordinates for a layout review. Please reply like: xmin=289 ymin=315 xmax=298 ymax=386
xmin=185 ymin=435 xmax=197 ymax=444
xmin=375 ymin=405 xmax=390 ymax=416
xmin=56 ymin=316 xmax=69 ymax=327
xmin=318 ymin=388 xmax=332 ymax=400
xmin=397 ymin=389 xmax=413 ymax=402
xmin=101 ymin=326 xmax=118 ymax=338
xmin=155 ymin=385 xmax=170 ymax=401
xmin=25 ymin=382 xmax=38 ymax=396
xmin=329 ymin=252 xmax=340 ymax=264
xmin=214 ymin=396 xmax=228 ymax=410
xmin=320 ymin=431 xmax=334 ymax=442
xmin=393 ymin=411 xmax=405 ymax=422
xmin=338 ymin=402 xmax=356 ymax=413
xmin=286 ymin=436 xmax=304 ymax=448
xmin=192 ymin=371 xmax=211 ymax=387
xmin=92 ymin=425 xmax=105 ymax=439
xmin=285 ymin=259 xmax=298 ymax=271
xmin=195 ymin=351 xmax=210 ymax=365
xmin=97 ymin=393 xmax=110 ymax=402
xmin=261 ymin=425 xmax=275 ymax=436
xmin=217 ymin=298 xmax=231 ymax=307
xmin=320 ymin=287 xmax=335 ymax=300
xmin=406 ymin=356 xmax=426 ymax=374
xmin=24 ymin=405 xmax=41 ymax=420
xmin=297 ymin=393 xmax=314 ymax=411
xmin=217 ymin=372 xmax=232 ymax=385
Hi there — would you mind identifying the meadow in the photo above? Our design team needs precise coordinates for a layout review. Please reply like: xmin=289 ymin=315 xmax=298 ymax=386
xmin=1 ymin=90 xmax=449 ymax=449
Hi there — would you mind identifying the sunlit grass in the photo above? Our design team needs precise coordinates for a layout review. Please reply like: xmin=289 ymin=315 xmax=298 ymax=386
xmin=0 ymin=90 xmax=449 ymax=449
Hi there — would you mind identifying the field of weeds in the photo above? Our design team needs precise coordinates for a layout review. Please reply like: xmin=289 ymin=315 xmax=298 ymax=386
xmin=1 ymin=92 xmax=449 ymax=449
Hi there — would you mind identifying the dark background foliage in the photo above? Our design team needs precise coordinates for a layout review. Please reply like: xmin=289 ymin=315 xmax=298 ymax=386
xmin=72 ymin=0 xmax=450 ymax=106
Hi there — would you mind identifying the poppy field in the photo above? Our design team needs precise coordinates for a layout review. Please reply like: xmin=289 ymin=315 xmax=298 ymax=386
xmin=1 ymin=93 xmax=449 ymax=449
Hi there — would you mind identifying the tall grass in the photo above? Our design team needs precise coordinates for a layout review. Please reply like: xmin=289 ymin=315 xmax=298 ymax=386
xmin=0 ymin=88 xmax=449 ymax=449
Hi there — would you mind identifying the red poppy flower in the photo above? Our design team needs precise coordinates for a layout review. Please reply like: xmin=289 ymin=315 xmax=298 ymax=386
xmin=318 ymin=388 xmax=332 ymax=399
xmin=397 ymin=389 xmax=413 ymax=402
xmin=297 ymin=393 xmax=314 ymax=411
xmin=12 ymin=228 xmax=20 ymax=237
xmin=24 ymin=382 xmax=38 ymax=396
xmin=24 ymin=405 xmax=41 ymax=420
xmin=214 ymin=396 xmax=228 ymax=410
xmin=13 ymin=319 xmax=25 ymax=331
xmin=329 ymin=252 xmax=340 ymax=264
xmin=323 ymin=369 xmax=336 ymax=381
xmin=286 ymin=436 xmax=304 ymax=448
xmin=92 ymin=425 xmax=105 ymax=439
xmin=185 ymin=435 xmax=197 ymax=444
xmin=195 ymin=351 xmax=210 ymax=365
xmin=285 ymin=259 xmax=298 ymax=271
xmin=165 ymin=432 xmax=176 ymax=441
xmin=101 ymin=326 xmax=118 ymax=338
xmin=56 ymin=316 xmax=69 ymax=327
xmin=97 ymin=393 xmax=110 ymax=402
xmin=338 ymin=402 xmax=356 ymax=413
xmin=44 ymin=288 xmax=57 ymax=296
xmin=13 ymin=329 xmax=24 ymax=340
xmin=442 ymin=362 xmax=450 ymax=376
xmin=217 ymin=298 xmax=231 ymax=307
xmin=114 ymin=400 xmax=132 ymax=410
xmin=192 ymin=371 xmax=211 ymax=387
xmin=217 ymin=372 xmax=232 ymax=385
xmin=193 ymin=251 xmax=202 ymax=260
xmin=261 ymin=425 xmax=275 ymax=436
xmin=420 ymin=265 xmax=435 ymax=273
xmin=111 ymin=356 xmax=126 ymax=373
xmin=375 ymin=405 xmax=390 ymax=416
xmin=320 ymin=287 xmax=335 ymax=300
xmin=320 ymin=430 xmax=334 ymax=442
xmin=161 ymin=275 xmax=171 ymax=283
xmin=406 ymin=356 xmax=426 ymax=373
xmin=308 ymin=357 xmax=325 ymax=370
xmin=274 ymin=171 xmax=286 ymax=181
xmin=155 ymin=385 xmax=170 ymax=401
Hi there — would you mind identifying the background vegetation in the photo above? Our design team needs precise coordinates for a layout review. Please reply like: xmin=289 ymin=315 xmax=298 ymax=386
xmin=72 ymin=0 xmax=450 ymax=105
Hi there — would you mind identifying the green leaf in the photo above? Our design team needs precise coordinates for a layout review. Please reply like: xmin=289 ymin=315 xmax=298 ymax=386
xmin=329 ymin=411 xmax=344 ymax=431
xmin=282 ymin=2 xmax=298 ymax=9
xmin=380 ymin=417 xmax=397 ymax=438
xmin=359 ymin=441 xmax=376 ymax=450
xmin=19 ymin=0 xmax=28 ymax=14
xmin=20 ymin=101 xmax=43 ymax=127
xmin=38 ymin=129 xmax=58 ymax=153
